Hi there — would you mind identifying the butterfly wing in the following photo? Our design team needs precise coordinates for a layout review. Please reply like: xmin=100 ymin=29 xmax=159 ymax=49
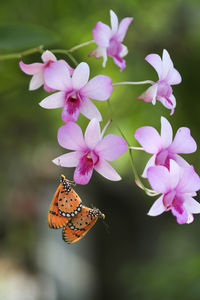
xmin=58 ymin=185 xmax=82 ymax=218
xmin=48 ymin=184 xmax=69 ymax=229
xmin=62 ymin=206 xmax=98 ymax=244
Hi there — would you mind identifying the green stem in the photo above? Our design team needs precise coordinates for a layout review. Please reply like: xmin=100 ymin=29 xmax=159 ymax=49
xmin=68 ymin=40 xmax=95 ymax=53
xmin=113 ymin=80 xmax=154 ymax=86
xmin=129 ymin=146 xmax=144 ymax=151
xmin=51 ymin=49 xmax=78 ymax=66
xmin=0 ymin=45 xmax=44 ymax=61
xmin=0 ymin=40 xmax=95 ymax=63
xmin=107 ymin=99 xmax=158 ymax=196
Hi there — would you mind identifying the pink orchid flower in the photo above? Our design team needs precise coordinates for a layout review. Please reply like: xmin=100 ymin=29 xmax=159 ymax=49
xmin=53 ymin=118 xmax=127 ymax=185
xmin=134 ymin=116 xmax=197 ymax=177
xmin=39 ymin=61 xmax=113 ymax=122
xmin=147 ymin=160 xmax=200 ymax=224
xmin=89 ymin=10 xmax=133 ymax=71
xmin=19 ymin=50 xmax=73 ymax=92
xmin=137 ymin=49 xmax=182 ymax=114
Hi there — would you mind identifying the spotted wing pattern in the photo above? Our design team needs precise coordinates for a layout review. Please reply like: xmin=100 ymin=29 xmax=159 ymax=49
xmin=58 ymin=185 xmax=82 ymax=218
xmin=48 ymin=175 xmax=105 ymax=243
xmin=62 ymin=206 xmax=98 ymax=244
xmin=48 ymin=184 xmax=69 ymax=229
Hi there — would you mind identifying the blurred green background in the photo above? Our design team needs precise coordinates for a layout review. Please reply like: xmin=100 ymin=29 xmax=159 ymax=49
xmin=1 ymin=0 xmax=200 ymax=299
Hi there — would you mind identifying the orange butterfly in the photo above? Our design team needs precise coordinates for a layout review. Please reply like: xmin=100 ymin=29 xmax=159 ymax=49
xmin=62 ymin=206 xmax=105 ymax=244
xmin=48 ymin=175 xmax=105 ymax=244
xmin=48 ymin=174 xmax=82 ymax=229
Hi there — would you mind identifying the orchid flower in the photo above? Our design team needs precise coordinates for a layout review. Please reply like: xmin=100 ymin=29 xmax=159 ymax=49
xmin=19 ymin=50 xmax=73 ymax=92
xmin=53 ymin=118 xmax=127 ymax=184
xmin=137 ymin=49 xmax=182 ymax=114
xmin=147 ymin=160 xmax=200 ymax=224
xmin=89 ymin=10 xmax=133 ymax=71
xmin=134 ymin=116 xmax=197 ymax=177
xmin=39 ymin=61 xmax=113 ymax=122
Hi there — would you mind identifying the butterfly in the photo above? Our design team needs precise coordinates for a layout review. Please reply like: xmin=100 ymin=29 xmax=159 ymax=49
xmin=62 ymin=206 xmax=105 ymax=244
xmin=48 ymin=174 xmax=82 ymax=229
xmin=48 ymin=175 xmax=105 ymax=244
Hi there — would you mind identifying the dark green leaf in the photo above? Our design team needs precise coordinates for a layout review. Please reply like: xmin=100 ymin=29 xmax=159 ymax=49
xmin=0 ymin=24 xmax=59 ymax=50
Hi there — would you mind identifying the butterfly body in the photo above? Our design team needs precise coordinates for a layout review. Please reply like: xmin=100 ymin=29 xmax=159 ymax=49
xmin=48 ymin=175 xmax=105 ymax=243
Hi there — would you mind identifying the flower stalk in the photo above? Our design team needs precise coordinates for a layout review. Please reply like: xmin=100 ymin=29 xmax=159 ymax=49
xmin=0 ymin=40 xmax=95 ymax=64
xmin=113 ymin=80 xmax=154 ymax=86
xmin=107 ymin=99 xmax=156 ymax=196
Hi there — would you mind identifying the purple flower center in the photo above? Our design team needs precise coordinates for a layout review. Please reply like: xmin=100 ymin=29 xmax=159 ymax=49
xmin=157 ymin=81 xmax=172 ymax=98
xmin=65 ymin=92 xmax=81 ymax=115
xmin=157 ymin=80 xmax=174 ymax=106
xmin=78 ymin=151 xmax=99 ymax=176
xmin=155 ymin=149 xmax=169 ymax=168
xmin=163 ymin=191 xmax=184 ymax=214
xmin=44 ymin=60 xmax=54 ymax=69
xmin=107 ymin=38 xmax=122 ymax=57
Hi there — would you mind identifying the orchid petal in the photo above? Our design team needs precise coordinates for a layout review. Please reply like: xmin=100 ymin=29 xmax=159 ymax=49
xmin=19 ymin=61 xmax=43 ymax=75
xmin=84 ymin=118 xmax=101 ymax=149
xmin=168 ymin=94 xmax=176 ymax=115
xmin=113 ymin=56 xmax=126 ymax=71
xmin=142 ymin=155 xmax=156 ymax=178
xmin=172 ymin=154 xmax=190 ymax=168
xmin=137 ymin=84 xmax=158 ymax=105
xmin=93 ymin=21 xmax=112 ymax=48
xmin=94 ymin=159 xmax=121 ymax=181
xmin=110 ymin=10 xmax=118 ymax=33
xmin=148 ymin=195 xmax=165 ymax=216
xmin=89 ymin=46 xmax=104 ymax=57
xmin=39 ymin=91 xmax=65 ymax=108
xmin=163 ymin=190 xmax=176 ymax=208
xmin=81 ymin=75 xmax=113 ymax=100
xmin=169 ymin=160 xmax=181 ymax=189
xmin=147 ymin=165 xmax=171 ymax=193
xmin=61 ymin=104 xmax=80 ymax=122
xmin=134 ymin=126 xmax=162 ymax=154
xmin=116 ymin=17 xmax=133 ymax=42
xmin=52 ymin=151 xmax=81 ymax=167
xmin=166 ymin=68 xmax=182 ymax=85
xmin=57 ymin=122 xmax=86 ymax=151
xmin=95 ymin=134 xmax=127 ymax=161
xmin=41 ymin=50 xmax=57 ymax=62
xmin=120 ymin=44 xmax=128 ymax=57
xmin=72 ymin=62 xmax=90 ymax=90
xmin=74 ymin=161 xmax=93 ymax=185
xmin=184 ymin=196 xmax=200 ymax=214
xmin=169 ymin=127 xmax=197 ymax=154
xmin=43 ymin=83 xmax=55 ymax=92
xmin=80 ymin=98 xmax=102 ymax=121
xmin=171 ymin=205 xmax=188 ymax=224
xmin=160 ymin=116 xmax=173 ymax=148
xmin=101 ymin=48 xmax=108 ymax=67
xmin=187 ymin=214 xmax=194 ymax=224
xmin=156 ymin=94 xmax=176 ymax=115
xmin=145 ymin=54 xmax=162 ymax=78
xmin=44 ymin=60 xmax=72 ymax=91
xmin=176 ymin=166 xmax=200 ymax=193
xmin=29 ymin=72 xmax=44 ymax=90
xmin=89 ymin=46 xmax=108 ymax=68
xmin=58 ymin=59 xmax=74 ymax=75
xmin=161 ymin=49 xmax=174 ymax=79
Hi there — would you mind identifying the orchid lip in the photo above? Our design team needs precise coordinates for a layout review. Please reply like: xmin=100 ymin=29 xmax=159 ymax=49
xmin=78 ymin=150 xmax=99 ymax=176
xmin=64 ymin=91 xmax=81 ymax=115
xmin=43 ymin=60 xmax=54 ymax=69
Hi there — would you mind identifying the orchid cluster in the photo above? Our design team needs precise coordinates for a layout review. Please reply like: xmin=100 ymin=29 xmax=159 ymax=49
xmin=11 ymin=10 xmax=199 ymax=224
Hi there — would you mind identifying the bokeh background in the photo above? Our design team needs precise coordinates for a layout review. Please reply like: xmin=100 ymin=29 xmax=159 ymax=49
xmin=1 ymin=0 xmax=200 ymax=299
